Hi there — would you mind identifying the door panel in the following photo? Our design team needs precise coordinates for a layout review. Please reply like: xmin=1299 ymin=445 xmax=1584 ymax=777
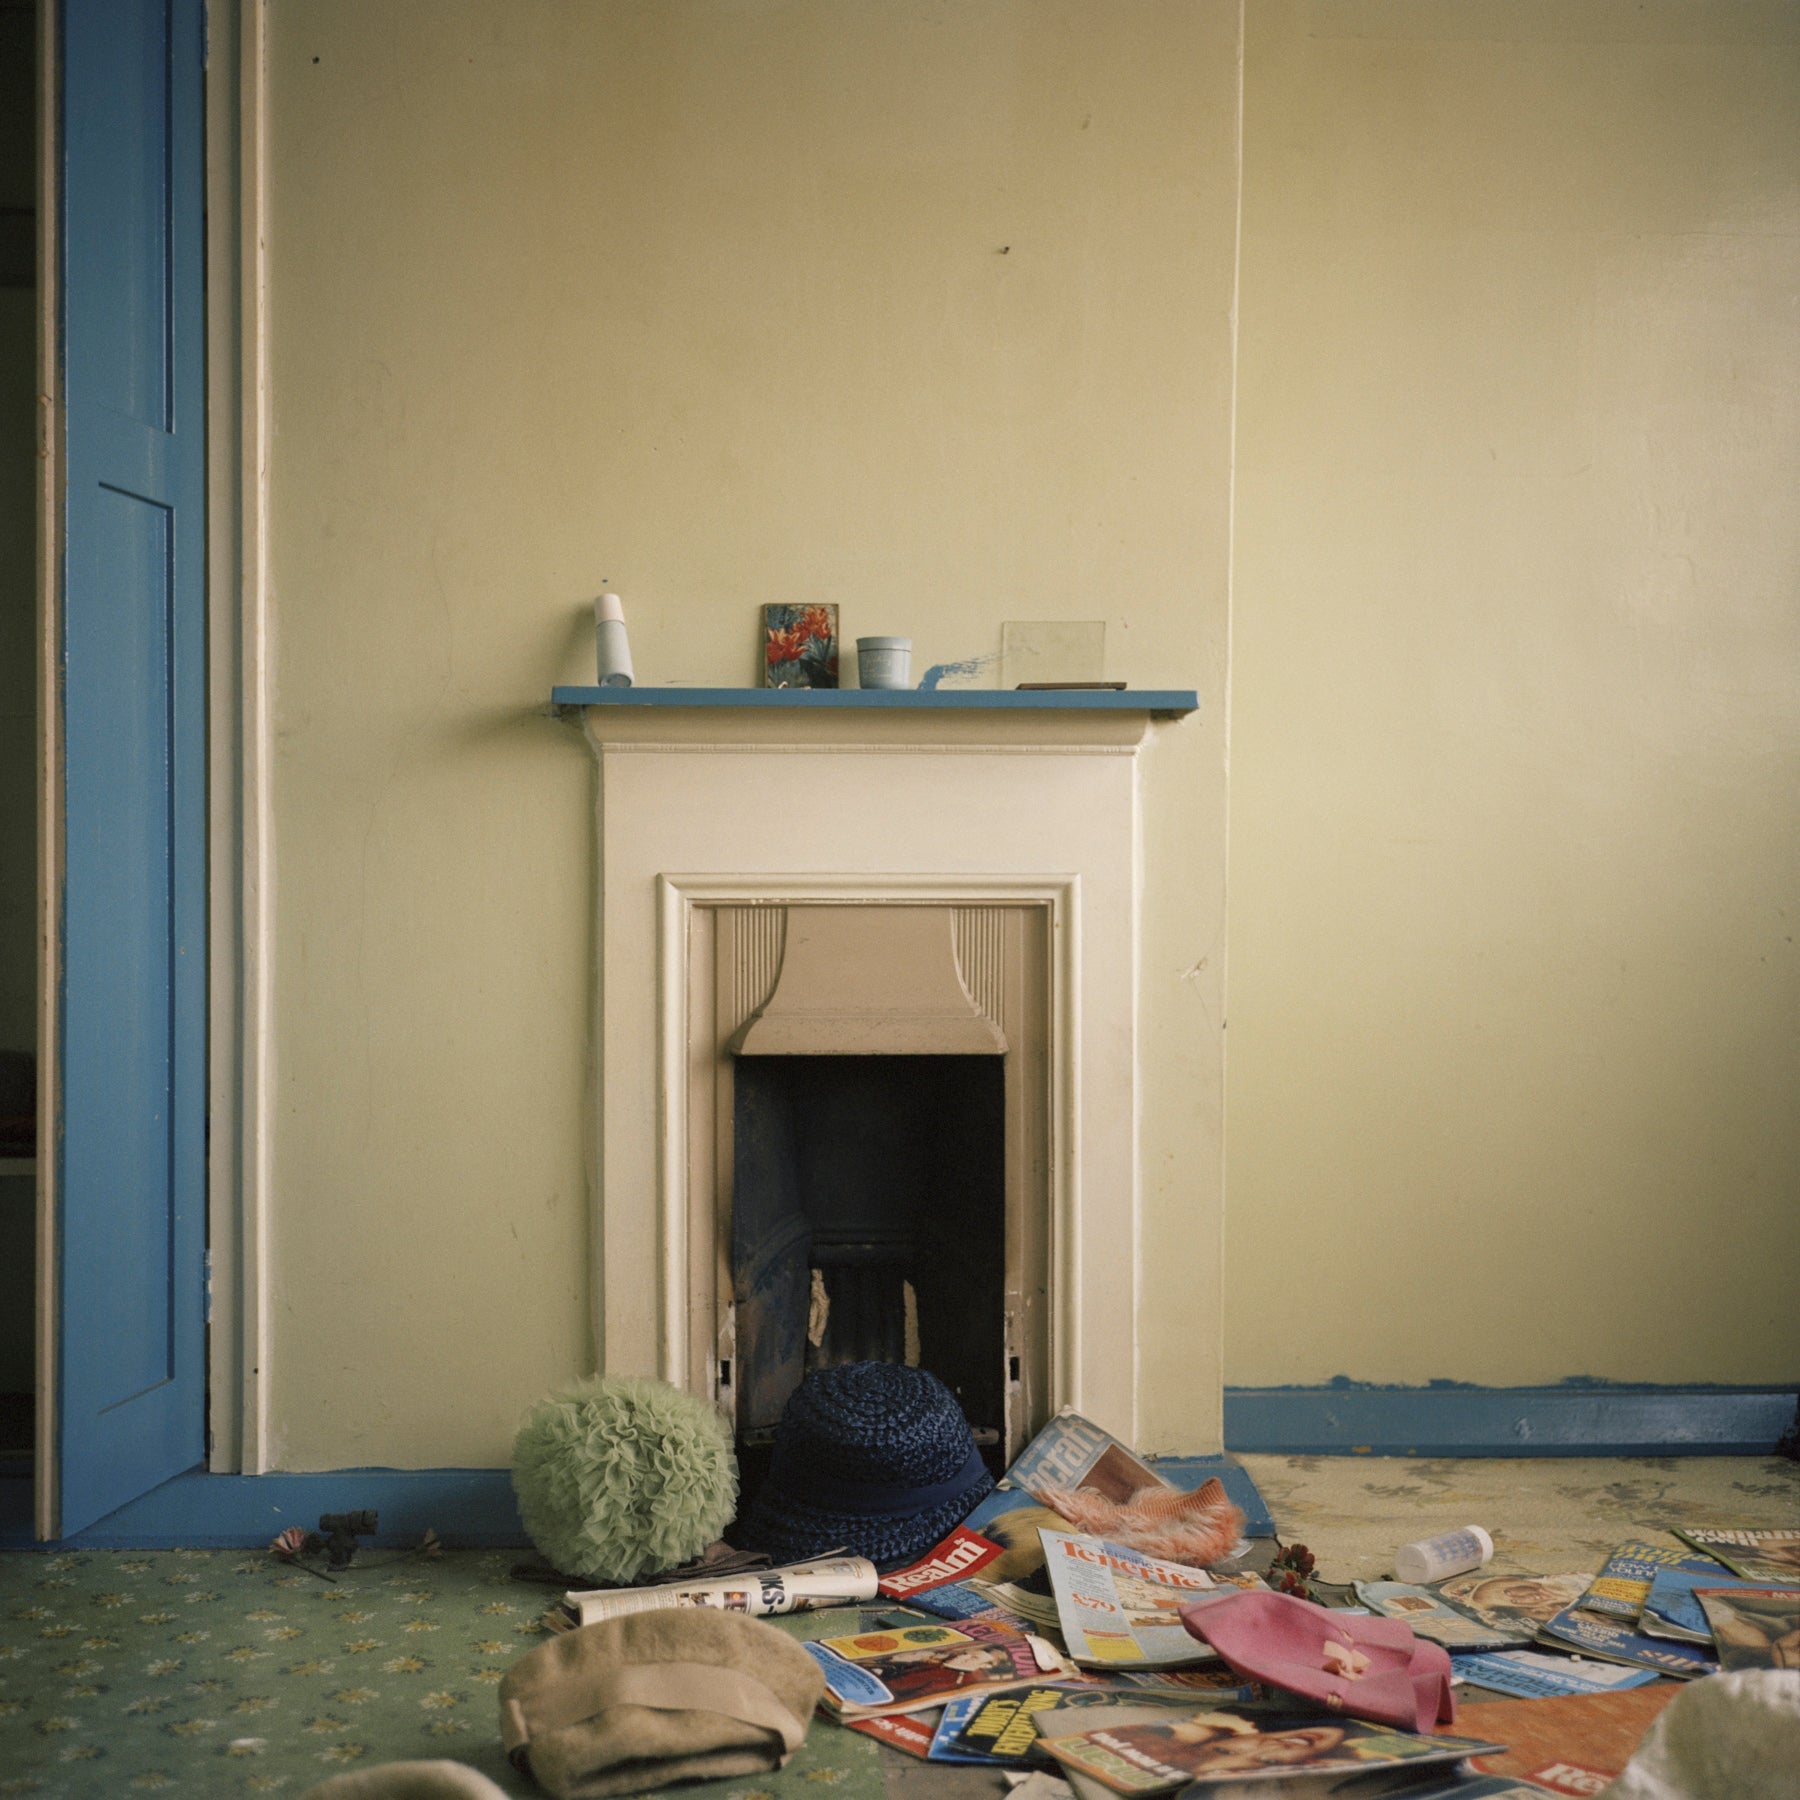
xmin=55 ymin=0 xmax=206 ymax=1537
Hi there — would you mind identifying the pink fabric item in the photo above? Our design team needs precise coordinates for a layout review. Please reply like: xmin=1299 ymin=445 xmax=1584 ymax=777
xmin=1179 ymin=1589 xmax=1456 ymax=1734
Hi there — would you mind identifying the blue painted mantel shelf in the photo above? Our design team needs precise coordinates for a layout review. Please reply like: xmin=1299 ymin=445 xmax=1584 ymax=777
xmin=552 ymin=686 xmax=1199 ymax=718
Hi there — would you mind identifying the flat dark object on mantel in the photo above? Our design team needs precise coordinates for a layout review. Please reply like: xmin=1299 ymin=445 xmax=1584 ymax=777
xmin=1014 ymin=681 xmax=1127 ymax=690
xmin=510 ymin=1538 xmax=772 ymax=1589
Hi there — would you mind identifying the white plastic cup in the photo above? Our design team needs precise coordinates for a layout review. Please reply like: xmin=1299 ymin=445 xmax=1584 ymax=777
xmin=857 ymin=636 xmax=912 ymax=690
xmin=1394 ymin=1525 xmax=1493 ymax=1586
xmin=595 ymin=593 xmax=634 ymax=687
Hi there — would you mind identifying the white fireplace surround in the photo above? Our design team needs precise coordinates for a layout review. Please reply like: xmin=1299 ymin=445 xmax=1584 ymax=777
xmin=569 ymin=695 xmax=1195 ymax=1446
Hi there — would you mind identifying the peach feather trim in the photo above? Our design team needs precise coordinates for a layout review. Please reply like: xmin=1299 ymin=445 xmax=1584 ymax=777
xmin=1032 ymin=1475 xmax=1244 ymax=1568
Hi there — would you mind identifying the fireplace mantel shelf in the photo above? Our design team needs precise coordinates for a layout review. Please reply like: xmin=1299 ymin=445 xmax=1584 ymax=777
xmin=552 ymin=685 xmax=1197 ymax=719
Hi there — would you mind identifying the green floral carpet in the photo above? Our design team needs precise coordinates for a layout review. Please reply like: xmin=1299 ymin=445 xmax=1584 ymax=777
xmin=0 ymin=1546 xmax=545 ymax=1794
xmin=0 ymin=1546 xmax=894 ymax=1798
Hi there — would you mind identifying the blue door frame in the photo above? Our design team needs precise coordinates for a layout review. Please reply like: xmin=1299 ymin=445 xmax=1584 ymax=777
xmin=55 ymin=0 xmax=208 ymax=1537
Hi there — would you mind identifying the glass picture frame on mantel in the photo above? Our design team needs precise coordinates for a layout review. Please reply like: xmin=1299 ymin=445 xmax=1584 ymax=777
xmin=763 ymin=604 xmax=840 ymax=688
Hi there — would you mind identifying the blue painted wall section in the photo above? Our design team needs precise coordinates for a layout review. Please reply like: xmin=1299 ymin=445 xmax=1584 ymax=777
xmin=0 ymin=1470 xmax=528 ymax=1552
xmin=1225 ymin=1381 xmax=1798 ymax=1457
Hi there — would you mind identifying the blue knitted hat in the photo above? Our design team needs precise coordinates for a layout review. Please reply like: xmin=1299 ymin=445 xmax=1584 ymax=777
xmin=737 ymin=1362 xmax=996 ymax=1570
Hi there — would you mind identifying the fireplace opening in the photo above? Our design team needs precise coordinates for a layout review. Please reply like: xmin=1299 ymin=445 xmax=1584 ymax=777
xmin=729 ymin=1053 xmax=1007 ymax=1471
xmin=691 ymin=900 xmax=1053 ymax=1517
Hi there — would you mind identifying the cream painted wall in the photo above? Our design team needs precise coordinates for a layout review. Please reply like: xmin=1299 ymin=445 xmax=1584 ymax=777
xmin=1227 ymin=1 xmax=1800 ymax=1385
xmin=265 ymin=1 xmax=1237 ymax=1467
xmin=265 ymin=0 xmax=1797 ymax=1468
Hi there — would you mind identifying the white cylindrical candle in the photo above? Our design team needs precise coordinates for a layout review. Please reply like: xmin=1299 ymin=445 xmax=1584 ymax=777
xmin=1394 ymin=1525 xmax=1493 ymax=1586
xmin=595 ymin=592 xmax=634 ymax=687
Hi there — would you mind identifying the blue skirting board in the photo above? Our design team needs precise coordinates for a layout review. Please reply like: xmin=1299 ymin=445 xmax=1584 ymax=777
xmin=6 ymin=1390 xmax=1787 ymax=1546
xmin=4 ymin=1458 xmax=1277 ymax=1550
xmin=1224 ymin=1383 xmax=1797 ymax=1458
xmin=0 ymin=1468 xmax=527 ymax=1551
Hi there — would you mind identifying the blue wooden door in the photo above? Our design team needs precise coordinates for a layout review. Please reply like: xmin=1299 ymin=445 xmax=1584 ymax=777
xmin=56 ymin=0 xmax=207 ymax=1536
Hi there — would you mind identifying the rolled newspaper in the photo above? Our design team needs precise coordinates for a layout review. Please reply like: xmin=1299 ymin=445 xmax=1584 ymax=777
xmin=564 ymin=1556 xmax=879 ymax=1627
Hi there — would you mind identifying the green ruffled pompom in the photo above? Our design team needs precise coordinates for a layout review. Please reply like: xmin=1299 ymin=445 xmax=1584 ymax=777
xmin=511 ymin=1376 xmax=738 ymax=1584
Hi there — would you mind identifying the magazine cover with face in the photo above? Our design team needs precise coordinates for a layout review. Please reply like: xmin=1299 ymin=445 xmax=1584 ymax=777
xmin=1037 ymin=1708 xmax=1504 ymax=1794
xmin=1693 ymin=1586 xmax=1800 ymax=1670
xmin=805 ymin=1617 xmax=1067 ymax=1717
xmin=1436 ymin=1571 xmax=1591 ymax=1632
xmin=1675 ymin=1527 xmax=1800 ymax=1586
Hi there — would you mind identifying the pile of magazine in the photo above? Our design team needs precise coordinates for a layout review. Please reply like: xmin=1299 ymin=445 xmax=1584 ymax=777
xmin=792 ymin=1410 xmax=1521 ymax=1797
xmin=1355 ymin=1524 xmax=1800 ymax=1704
xmin=545 ymin=1408 xmax=1800 ymax=1796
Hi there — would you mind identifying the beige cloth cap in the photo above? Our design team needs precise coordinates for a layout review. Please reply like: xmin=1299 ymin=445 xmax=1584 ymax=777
xmin=298 ymin=1761 xmax=510 ymax=1800
xmin=500 ymin=1608 xmax=826 ymax=1799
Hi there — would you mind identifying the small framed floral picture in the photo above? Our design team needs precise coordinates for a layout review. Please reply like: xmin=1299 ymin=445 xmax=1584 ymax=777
xmin=763 ymin=604 xmax=839 ymax=688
